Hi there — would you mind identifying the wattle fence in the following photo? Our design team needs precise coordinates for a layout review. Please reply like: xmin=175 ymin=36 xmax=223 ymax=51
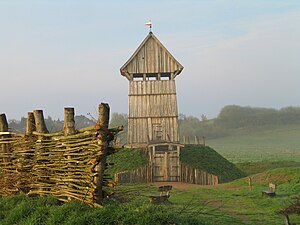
xmin=0 ymin=103 xmax=122 ymax=207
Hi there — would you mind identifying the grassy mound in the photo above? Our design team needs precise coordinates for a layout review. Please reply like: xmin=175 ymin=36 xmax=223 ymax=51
xmin=180 ymin=145 xmax=246 ymax=183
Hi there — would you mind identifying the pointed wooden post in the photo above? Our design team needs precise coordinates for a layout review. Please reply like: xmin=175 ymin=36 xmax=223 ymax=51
xmin=93 ymin=103 xmax=110 ymax=205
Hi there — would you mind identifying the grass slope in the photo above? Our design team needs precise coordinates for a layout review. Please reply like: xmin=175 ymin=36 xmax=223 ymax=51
xmin=180 ymin=145 xmax=246 ymax=183
xmin=106 ymin=148 xmax=148 ymax=176
xmin=236 ymin=160 xmax=300 ymax=175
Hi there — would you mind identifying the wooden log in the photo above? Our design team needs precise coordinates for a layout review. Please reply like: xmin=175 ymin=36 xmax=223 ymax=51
xmin=93 ymin=103 xmax=110 ymax=205
xmin=0 ymin=114 xmax=8 ymax=132
xmin=25 ymin=112 xmax=36 ymax=136
xmin=64 ymin=108 xmax=76 ymax=201
xmin=0 ymin=113 xmax=10 ymax=162
xmin=33 ymin=110 xmax=49 ymax=194
xmin=64 ymin=108 xmax=76 ymax=136
xmin=33 ymin=110 xmax=49 ymax=135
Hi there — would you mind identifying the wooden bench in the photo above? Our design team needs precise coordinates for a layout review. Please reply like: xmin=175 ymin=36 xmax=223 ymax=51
xmin=149 ymin=185 xmax=172 ymax=203
xmin=262 ymin=183 xmax=276 ymax=197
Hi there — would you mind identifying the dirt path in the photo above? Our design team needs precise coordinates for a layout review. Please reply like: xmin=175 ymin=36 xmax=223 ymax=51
xmin=148 ymin=182 xmax=243 ymax=190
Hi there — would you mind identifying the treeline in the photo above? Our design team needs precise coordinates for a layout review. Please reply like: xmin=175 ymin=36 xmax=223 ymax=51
xmin=216 ymin=105 xmax=300 ymax=129
xmin=180 ymin=105 xmax=300 ymax=139
xmin=8 ymin=105 xmax=300 ymax=140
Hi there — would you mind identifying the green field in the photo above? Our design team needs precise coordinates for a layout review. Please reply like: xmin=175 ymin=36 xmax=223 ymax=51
xmin=1 ymin=167 xmax=299 ymax=224
xmin=207 ymin=124 xmax=300 ymax=163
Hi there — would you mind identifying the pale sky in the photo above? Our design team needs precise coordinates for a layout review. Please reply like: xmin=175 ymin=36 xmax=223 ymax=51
xmin=1 ymin=0 xmax=300 ymax=120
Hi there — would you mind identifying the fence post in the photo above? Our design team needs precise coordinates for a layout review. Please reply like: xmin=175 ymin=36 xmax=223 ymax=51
xmin=0 ymin=113 xmax=10 ymax=162
xmin=248 ymin=176 xmax=252 ymax=191
xmin=64 ymin=108 xmax=76 ymax=135
xmin=64 ymin=108 xmax=76 ymax=201
xmin=34 ymin=110 xmax=49 ymax=135
xmin=26 ymin=112 xmax=36 ymax=136
xmin=33 ymin=109 xmax=49 ymax=194
xmin=93 ymin=103 xmax=110 ymax=205
xmin=0 ymin=114 xmax=8 ymax=132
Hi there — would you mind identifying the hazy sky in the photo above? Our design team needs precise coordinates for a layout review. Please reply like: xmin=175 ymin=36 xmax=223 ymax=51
xmin=1 ymin=0 xmax=300 ymax=120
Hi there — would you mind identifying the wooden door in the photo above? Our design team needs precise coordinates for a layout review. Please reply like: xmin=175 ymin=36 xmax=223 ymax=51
xmin=152 ymin=147 xmax=180 ymax=182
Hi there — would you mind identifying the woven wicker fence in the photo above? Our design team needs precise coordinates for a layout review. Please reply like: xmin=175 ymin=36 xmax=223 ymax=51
xmin=0 ymin=103 xmax=122 ymax=207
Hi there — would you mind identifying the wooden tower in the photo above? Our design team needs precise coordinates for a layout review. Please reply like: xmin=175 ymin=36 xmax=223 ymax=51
xmin=120 ymin=31 xmax=184 ymax=148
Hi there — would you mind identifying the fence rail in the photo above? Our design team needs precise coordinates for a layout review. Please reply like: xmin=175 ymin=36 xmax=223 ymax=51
xmin=114 ymin=163 xmax=218 ymax=185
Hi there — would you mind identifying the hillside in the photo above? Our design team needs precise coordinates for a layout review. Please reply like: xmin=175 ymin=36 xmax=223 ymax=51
xmin=208 ymin=124 xmax=300 ymax=163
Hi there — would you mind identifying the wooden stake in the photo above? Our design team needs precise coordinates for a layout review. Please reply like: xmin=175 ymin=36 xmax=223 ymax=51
xmin=0 ymin=114 xmax=8 ymax=132
xmin=248 ymin=176 xmax=252 ymax=191
xmin=64 ymin=108 xmax=76 ymax=201
xmin=33 ymin=110 xmax=49 ymax=134
xmin=93 ymin=103 xmax=110 ymax=205
xmin=0 ymin=113 xmax=10 ymax=162
xmin=64 ymin=108 xmax=76 ymax=135
xmin=26 ymin=112 xmax=36 ymax=136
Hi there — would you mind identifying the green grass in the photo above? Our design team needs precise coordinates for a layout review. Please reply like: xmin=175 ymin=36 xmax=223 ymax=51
xmin=113 ymin=167 xmax=300 ymax=224
xmin=106 ymin=148 xmax=148 ymax=176
xmin=236 ymin=160 xmax=300 ymax=175
xmin=208 ymin=124 xmax=300 ymax=163
xmin=180 ymin=145 xmax=246 ymax=183
xmin=1 ymin=167 xmax=299 ymax=224
xmin=0 ymin=194 xmax=207 ymax=225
